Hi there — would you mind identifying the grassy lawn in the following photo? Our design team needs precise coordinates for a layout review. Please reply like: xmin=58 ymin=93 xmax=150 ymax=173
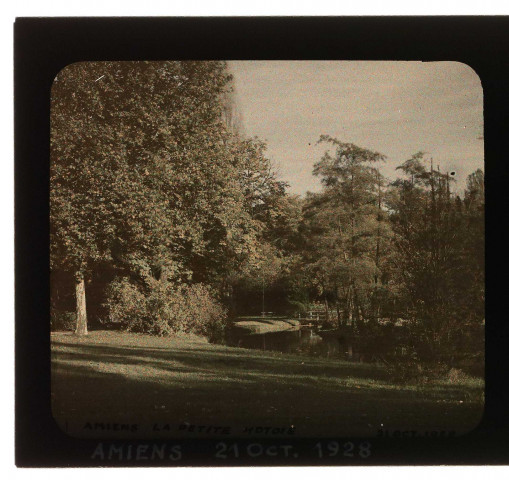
xmin=51 ymin=330 xmax=484 ymax=439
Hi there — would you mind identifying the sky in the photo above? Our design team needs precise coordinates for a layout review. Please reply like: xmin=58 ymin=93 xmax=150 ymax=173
xmin=229 ymin=61 xmax=484 ymax=196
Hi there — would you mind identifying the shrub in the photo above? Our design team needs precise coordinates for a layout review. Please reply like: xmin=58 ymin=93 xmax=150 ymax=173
xmin=386 ymin=359 xmax=450 ymax=385
xmin=105 ymin=277 xmax=227 ymax=340
xmin=51 ymin=310 xmax=76 ymax=331
xmin=286 ymin=300 xmax=308 ymax=317
xmin=106 ymin=278 xmax=149 ymax=332
xmin=386 ymin=359 xmax=423 ymax=384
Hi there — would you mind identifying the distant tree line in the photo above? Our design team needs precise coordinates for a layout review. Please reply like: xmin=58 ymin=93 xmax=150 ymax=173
xmin=51 ymin=61 xmax=484 ymax=365
xmin=294 ymin=140 xmax=484 ymax=366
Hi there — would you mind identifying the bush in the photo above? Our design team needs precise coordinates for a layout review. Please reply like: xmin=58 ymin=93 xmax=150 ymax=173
xmin=446 ymin=367 xmax=470 ymax=384
xmin=386 ymin=359 xmax=423 ymax=384
xmin=386 ymin=359 xmax=449 ymax=385
xmin=51 ymin=310 xmax=76 ymax=332
xmin=286 ymin=300 xmax=308 ymax=317
xmin=105 ymin=277 xmax=227 ymax=340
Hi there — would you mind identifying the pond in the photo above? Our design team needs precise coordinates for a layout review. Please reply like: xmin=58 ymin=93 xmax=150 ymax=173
xmin=226 ymin=318 xmax=323 ymax=354
xmin=226 ymin=318 xmax=362 ymax=359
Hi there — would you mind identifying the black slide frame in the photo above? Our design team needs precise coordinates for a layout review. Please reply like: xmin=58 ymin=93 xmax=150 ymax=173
xmin=14 ymin=16 xmax=508 ymax=467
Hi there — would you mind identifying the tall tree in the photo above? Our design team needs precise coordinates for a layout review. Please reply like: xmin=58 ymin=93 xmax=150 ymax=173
xmin=388 ymin=154 xmax=484 ymax=360
xmin=304 ymin=136 xmax=393 ymax=326
xmin=51 ymin=61 xmax=258 ymax=334
xmin=459 ymin=169 xmax=485 ymax=325
xmin=223 ymin=137 xmax=300 ymax=314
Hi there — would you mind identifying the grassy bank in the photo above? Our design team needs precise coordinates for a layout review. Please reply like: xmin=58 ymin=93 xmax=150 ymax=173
xmin=51 ymin=330 xmax=484 ymax=438
xmin=232 ymin=316 xmax=300 ymax=335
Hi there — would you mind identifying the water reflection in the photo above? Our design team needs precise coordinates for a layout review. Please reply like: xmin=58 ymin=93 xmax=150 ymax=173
xmin=227 ymin=324 xmax=323 ymax=354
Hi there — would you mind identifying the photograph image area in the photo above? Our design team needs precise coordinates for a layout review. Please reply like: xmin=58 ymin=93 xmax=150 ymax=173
xmin=50 ymin=60 xmax=484 ymax=439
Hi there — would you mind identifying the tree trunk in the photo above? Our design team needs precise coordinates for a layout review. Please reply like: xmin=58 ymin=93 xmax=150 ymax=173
xmin=75 ymin=276 xmax=88 ymax=335
xmin=336 ymin=302 xmax=342 ymax=326
xmin=347 ymin=284 xmax=354 ymax=325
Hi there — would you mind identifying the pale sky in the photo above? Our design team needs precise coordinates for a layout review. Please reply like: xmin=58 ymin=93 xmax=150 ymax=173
xmin=229 ymin=61 xmax=484 ymax=196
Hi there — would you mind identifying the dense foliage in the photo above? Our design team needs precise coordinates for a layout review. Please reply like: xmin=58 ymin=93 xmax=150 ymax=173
xmin=51 ymin=61 xmax=287 ymax=338
xmin=301 ymin=136 xmax=395 ymax=324
xmin=296 ymin=144 xmax=484 ymax=367
xmin=106 ymin=278 xmax=227 ymax=339
xmin=51 ymin=61 xmax=484 ymax=369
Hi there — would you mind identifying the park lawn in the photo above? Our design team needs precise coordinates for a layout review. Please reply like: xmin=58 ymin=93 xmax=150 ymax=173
xmin=51 ymin=330 xmax=484 ymax=439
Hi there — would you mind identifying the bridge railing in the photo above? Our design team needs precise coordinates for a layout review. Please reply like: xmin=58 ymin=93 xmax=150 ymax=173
xmin=298 ymin=311 xmax=332 ymax=323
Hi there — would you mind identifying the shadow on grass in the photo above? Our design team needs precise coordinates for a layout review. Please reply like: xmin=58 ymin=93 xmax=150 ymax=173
xmin=51 ymin=339 xmax=392 ymax=382
xmin=51 ymin=333 xmax=484 ymax=437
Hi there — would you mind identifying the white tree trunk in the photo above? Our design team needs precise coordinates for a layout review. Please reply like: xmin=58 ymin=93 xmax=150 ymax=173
xmin=75 ymin=276 xmax=88 ymax=335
